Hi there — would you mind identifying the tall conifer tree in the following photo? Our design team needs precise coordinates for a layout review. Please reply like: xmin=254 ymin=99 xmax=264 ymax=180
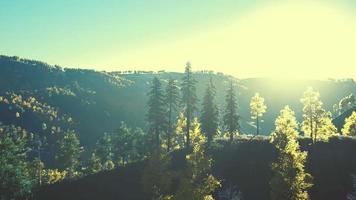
xmin=164 ymin=78 xmax=180 ymax=152
xmin=201 ymin=77 xmax=219 ymax=146
xmin=147 ymin=77 xmax=166 ymax=150
xmin=223 ymin=80 xmax=240 ymax=143
xmin=181 ymin=62 xmax=198 ymax=149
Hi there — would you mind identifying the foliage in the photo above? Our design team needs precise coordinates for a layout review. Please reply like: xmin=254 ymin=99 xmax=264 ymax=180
xmin=201 ymin=77 xmax=219 ymax=146
xmin=28 ymin=158 xmax=45 ymax=187
xmin=56 ymin=130 xmax=84 ymax=178
xmin=334 ymin=93 xmax=356 ymax=115
xmin=142 ymin=150 xmax=172 ymax=199
xmin=42 ymin=169 xmax=67 ymax=184
xmin=223 ymin=80 xmax=240 ymax=143
xmin=270 ymin=106 xmax=313 ymax=200
xmin=250 ymin=93 xmax=267 ymax=135
xmin=85 ymin=153 xmax=102 ymax=175
xmin=0 ymin=125 xmax=33 ymax=200
xmin=95 ymin=132 xmax=113 ymax=164
xmin=181 ymin=62 xmax=198 ymax=148
xmin=164 ymin=78 xmax=180 ymax=152
xmin=342 ymin=111 xmax=356 ymax=136
xmin=112 ymin=122 xmax=149 ymax=166
xmin=301 ymin=87 xmax=337 ymax=142
xmin=147 ymin=77 xmax=167 ymax=149
xmin=172 ymin=118 xmax=221 ymax=200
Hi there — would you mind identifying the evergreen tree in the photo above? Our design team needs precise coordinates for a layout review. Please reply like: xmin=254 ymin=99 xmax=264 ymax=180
xmin=164 ymin=78 xmax=180 ymax=152
xmin=95 ymin=132 xmax=113 ymax=164
xmin=181 ymin=62 xmax=198 ymax=149
xmin=147 ymin=77 xmax=166 ymax=149
xmin=300 ymin=87 xmax=326 ymax=143
xmin=200 ymin=77 xmax=219 ymax=146
xmin=223 ymin=80 xmax=240 ymax=143
xmin=112 ymin=121 xmax=132 ymax=166
xmin=28 ymin=158 xmax=44 ymax=187
xmin=86 ymin=153 xmax=102 ymax=175
xmin=270 ymin=106 xmax=312 ymax=200
xmin=0 ymin=125 xmax=33 ymax=200
xmin=250 ymin=93 xmax=267 ymax=135
xmin=142 ymin=149 xmax=172 ymax=199
xmin=317 ymin=111 xmax=338 ymax=141
xmin=172 ymin=118 xmax=221 ymax=200
xmin=342 ymin=111 xmax=356 ymax=136
xmin=56 ymin=130 xmax=83 ymax=178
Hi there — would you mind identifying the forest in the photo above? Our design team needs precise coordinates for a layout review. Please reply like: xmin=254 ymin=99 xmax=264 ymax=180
xmin=0 ymin=55 xmax=355 ymax=200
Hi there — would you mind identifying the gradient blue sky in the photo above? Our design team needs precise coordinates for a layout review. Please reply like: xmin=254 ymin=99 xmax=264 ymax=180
xmin=1 ymin=0 xmax=356 ymax=78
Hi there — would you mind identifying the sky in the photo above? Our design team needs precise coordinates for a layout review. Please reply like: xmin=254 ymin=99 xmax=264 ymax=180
xmin=1 ymin=0 xmax=356 ymax=78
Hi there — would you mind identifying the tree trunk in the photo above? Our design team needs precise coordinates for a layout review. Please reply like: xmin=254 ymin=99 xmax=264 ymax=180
xmin=256 ymin=115 xmax=259 ymax=135
xmin=167 ymin=103 xmax=172 ymax=152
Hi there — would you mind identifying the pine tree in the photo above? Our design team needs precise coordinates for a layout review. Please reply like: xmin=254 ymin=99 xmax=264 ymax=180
xmin=95 ymin=132 xmax=113 ymax=164
xmin=56 ymin=130 xmax=83 ymax=178
xmin=342 ymin=111 xmax=356 ymax=136
xmin=86 ymin=153 xmax=102 ymax=175
xmin=270 ymin=106 xmax=313 ymax=200
xmin=250 ymin=93 xmax=267 ymax=135
xmin=317 ymin=111 xmax=338 ymax=141
xmin=181 ymin=62 xmax=198 ymax=149
xmin=165 ymin=78 xmax=180 ymax=152
xmin=112 ymin=121 xmax=132 ymax=166
xmin=147 ymin=77 xmax=166 ymax=149
xmin=172 ymin=118 xmax=221 ymax=200
xmin=223 ymin=80 xmax=240 ymax=143
xmin=200 ymin=77 xmax=219 ymax=146
xmin=300 ymin=87 xmax=326 ymax=143
xmin=0 ymin=125 xmax=33 ymax=200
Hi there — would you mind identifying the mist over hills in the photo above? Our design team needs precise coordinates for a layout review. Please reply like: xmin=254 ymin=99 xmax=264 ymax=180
xmin=0 ymin=55 xmax=355 ymax=149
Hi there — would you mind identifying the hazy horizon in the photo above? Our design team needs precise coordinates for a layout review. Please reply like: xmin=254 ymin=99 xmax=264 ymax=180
xmin=2 ymin=0 xmax=356 ymax=79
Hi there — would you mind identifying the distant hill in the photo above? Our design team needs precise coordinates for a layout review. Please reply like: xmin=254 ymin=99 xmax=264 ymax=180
xmin=0 ymin=55 xmax=355 ymax=149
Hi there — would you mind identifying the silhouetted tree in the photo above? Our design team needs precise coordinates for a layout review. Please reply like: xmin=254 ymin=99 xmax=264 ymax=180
xmin=201 ymin=77 xmax=219 ymax=146
xmin=181 ymin=62 xmax=198 ymax=149
xmin=300 ymin=87 xmax=326 ymax=143
xmin=164 ymin=78 xmax=180 ymax=152
xmin=250 ymin=93 xmax=267 ymax=135
xmin=223 ymin=80 xmax=240 ymax=143
xmin=147 ymin=77 xmax=166 ymax=149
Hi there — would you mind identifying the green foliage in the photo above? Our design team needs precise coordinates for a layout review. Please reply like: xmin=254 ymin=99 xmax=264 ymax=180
xmin=172 ymin=119 xmax=221 ymax=200
xmin=86 ymin=153 xmax=102 ymax=175
xmin=223 ymin=80 xmax=240 ymax=142
xmin=270 ymin=106 xmax=313 ymax=200
xmin=342 ymin=111 xmax=356 ymax=136
xmin=164 ymin=78 xmax=180 ymax=152
xmin=142 ymin=150 xmax=172 ymax=200
xmin=200 ymin=77 xmax=219 ymax=146
xmin=0 ymin=125 xmax=33 ymax=200
xmin=147 ymin=77 xmax=167 ymax=149
xmin=112 ymin=122 xmax=149 ymax=166
xmin=95 ymin=132 xmax=113 ymax=163
xmin=56 ymin=130 xmax=84 ymax=178
xmin=28 ymin=158 xmax=45 ymax=187
xmin=250 ymin=93 xmax=267 ymax=135
xmin=181 ymin=62 xmax=198 ymax=148
xmin=42 ymin=169 xmax=67 ymax=184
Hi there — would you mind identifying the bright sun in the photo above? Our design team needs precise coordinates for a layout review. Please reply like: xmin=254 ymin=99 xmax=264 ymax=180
xmin=118 ymin=2 xmax=356 ymax=79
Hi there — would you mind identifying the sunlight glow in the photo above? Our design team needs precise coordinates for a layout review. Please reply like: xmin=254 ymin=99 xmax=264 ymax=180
xmin=116 ymin=2 xmax=356 ymax=78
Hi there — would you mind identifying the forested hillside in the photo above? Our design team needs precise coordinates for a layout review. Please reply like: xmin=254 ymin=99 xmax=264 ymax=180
xmin=1 ymin=55 xmax=355 ymax=149
xmin=1 ymin=55 xmax=356 ymax=200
